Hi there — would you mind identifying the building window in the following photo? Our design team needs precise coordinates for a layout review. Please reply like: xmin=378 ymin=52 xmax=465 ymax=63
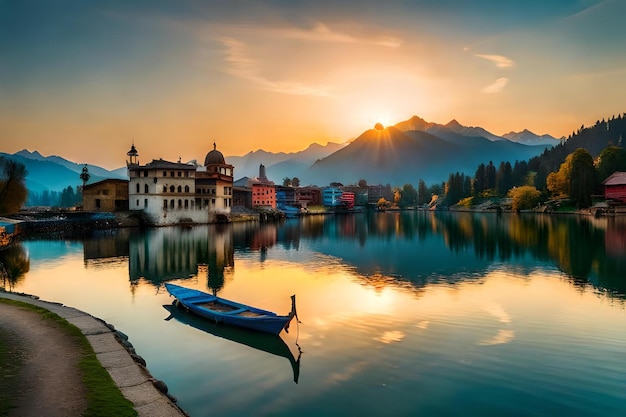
xmin=144 ymin=199 xmax=148 ymax=208
xmin=163 ymin=200 xmax=168 ymax=210
xmin=177 ymin=185 xmax=182 ymax=193
xmin=211 ymin=199 xmax=215 ymax=205
xmin=170 ymin=199 xmax=175 ymax=209
xmin=143 ymin=171 xmax=148 ymax=177
xmin=178 ymin=199 xmax=182 ymax=208
xmin=163 ymin=185 xmax=167 ymax=192
xmin=163 ymin=171 xmax=167 ymax=177
xmin=144 ymin=184 xmax=149 ymax=193
xmin=170 ymin=185 xmax=175 ymax=193
xmin=178 ymin=171 xmax=182 ymax=177
xmin=185 ymin=172 xmax=189 ymax=178
xmin=184 ymin=185 xmax=189 ymax=193
xmin=136 ymin=183 xmax=140 ymax=193
xmin=184 ymin=200 xmax=189 ymax=209
xmin=136 ymin=199 xmax=140 ymax=207
xmin=170 ymin=171 xmax=174 ymax=177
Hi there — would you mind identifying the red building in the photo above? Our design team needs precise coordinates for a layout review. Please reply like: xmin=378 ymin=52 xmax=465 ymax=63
xmin=602 ymin=172 xmax=626 ymax=203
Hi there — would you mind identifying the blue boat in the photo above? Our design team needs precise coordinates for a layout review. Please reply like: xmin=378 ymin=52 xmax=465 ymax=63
xmin=163 ymin=303 xmax=301 ymax=383
xmin=164 ymin=283 xmax=298 ymax=335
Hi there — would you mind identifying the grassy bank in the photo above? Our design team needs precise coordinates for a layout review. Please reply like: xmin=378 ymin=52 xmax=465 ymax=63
xmin=0 ymin=298 xmax=137 ymax=417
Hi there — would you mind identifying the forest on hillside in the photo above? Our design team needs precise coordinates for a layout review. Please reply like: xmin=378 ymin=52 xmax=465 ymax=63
xmin=417 ymin=113 xmax=626 ymax=211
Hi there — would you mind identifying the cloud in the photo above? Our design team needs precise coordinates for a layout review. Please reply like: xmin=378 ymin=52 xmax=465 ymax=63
xmin=219 ymin=37 xmax=332 ymax=96
xmin=275 ymin=22 xmax=403 ymax=48
xmin=481 ymin=77 xmax=509 ymax=93
xmin=474 ymin=54 xmax=515 ymax=68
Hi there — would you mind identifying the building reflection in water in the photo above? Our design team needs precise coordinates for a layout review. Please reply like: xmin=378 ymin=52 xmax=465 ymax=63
xmin=127 ymin=225 xmax=234 ymax=293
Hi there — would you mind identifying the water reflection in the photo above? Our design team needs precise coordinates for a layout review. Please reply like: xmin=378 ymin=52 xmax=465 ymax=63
xmin=290 ymin=212 xmax=626 ymax=299
xmin=128 ymin=225 xmax=234 ymax=293
xmin=163 ymin=302 xmax=301 ymax=383
xmin=71 ymin=212 xmax=626 ymax=300
xmin=0 ymin=242 xmax=30 ymax=289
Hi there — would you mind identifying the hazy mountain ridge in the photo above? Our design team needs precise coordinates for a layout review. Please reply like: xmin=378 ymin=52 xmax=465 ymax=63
xmin=502 ymin=129 xmax=561 ymax=145
xmin=1 ymin=151 xmax=126 ymax=195
xmin=226 ymin=142 xmax=345 ymax=181
xmin=305 ymin=125 xmax=550 ymax=186
xmin=2 ymin=116 xmax=562 ymax=199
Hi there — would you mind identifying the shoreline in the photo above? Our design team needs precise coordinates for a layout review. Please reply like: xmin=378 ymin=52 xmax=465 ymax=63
xmin=0 ymin=289 xmax=188 ymax=417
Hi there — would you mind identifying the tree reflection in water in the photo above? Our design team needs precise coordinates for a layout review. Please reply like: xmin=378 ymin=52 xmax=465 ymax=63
xmin=0 ymin=243 xmax=30 ymax=290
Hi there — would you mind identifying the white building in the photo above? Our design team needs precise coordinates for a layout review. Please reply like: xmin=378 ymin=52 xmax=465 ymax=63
xmin=127 ymin=143 xmax=234 ymax=226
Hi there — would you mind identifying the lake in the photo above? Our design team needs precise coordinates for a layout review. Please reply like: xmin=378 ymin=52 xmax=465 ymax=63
xmin=2 ymin=211 xmax=626 ymax=416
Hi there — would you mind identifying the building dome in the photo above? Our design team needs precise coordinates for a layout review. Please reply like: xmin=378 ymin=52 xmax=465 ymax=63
xmin=204 ymin=142 xmax=225 ymax=166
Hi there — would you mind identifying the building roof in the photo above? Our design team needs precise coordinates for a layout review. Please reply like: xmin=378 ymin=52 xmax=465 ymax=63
xmin=83 ymin=178 xmax=129 ymax=190
xmin=140 ymin=159 xmax=196 ymax=170
xmin=602 ymin=171 xmax=626 ymax=186
xmin=204 ymin=143 xmax=226 ymax=166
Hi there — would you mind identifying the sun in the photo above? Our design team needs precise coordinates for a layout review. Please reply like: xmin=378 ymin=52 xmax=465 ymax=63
xmin=374 ymin=112 xmax=393 ymax=129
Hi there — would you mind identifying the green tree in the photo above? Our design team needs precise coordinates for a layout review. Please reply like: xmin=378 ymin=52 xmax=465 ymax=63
xmin=569 ymin=148 xmax=596 ymax=209
xmin=399 ymin=184 xmax=417 ymax=208
xmin=0 ymin=157 xmax=28 ymax=215
xmin=417 ymin=179 xmax=429 ymax=206
xmin=59 ymin=186 xmax=77 ymax=208
xmin=282 ymin=177 xmax=292 ymax=187
xmin=508 ymin=186 xmax=541 ymax=211
xmin=596 ymin=145 xmax=626 ymax=182
xmin=496 ymin=161 xmax=513 ymax=195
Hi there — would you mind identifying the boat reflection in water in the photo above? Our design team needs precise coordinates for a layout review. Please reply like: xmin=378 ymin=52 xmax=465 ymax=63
xmin=163 ymin=303 xmax=302 ymax=384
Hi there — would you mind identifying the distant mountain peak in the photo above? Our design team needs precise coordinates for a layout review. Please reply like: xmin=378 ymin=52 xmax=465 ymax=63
xmin=445 ymin=119 xmax=462 ymax=128
xmin=15 ymin=149 xmax=46 ymax=160
xmin=502 ymin=129 xmax=559 ymax=145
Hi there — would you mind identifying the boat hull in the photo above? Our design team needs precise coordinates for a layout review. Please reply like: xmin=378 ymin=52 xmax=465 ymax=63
xmin=165 ymin=283 xmax=295 ymax=335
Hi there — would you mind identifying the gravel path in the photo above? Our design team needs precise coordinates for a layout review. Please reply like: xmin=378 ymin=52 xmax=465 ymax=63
xmin=0 ymin=302 xmax=87 ymax=417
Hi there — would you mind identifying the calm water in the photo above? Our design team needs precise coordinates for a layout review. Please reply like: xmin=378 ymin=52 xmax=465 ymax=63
xmin=2 ymin=211 xmax=626 ymax=416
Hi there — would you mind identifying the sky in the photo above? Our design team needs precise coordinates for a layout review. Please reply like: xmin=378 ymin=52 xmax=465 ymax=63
xmin=2 ymin=0 xmax=626 ymax=170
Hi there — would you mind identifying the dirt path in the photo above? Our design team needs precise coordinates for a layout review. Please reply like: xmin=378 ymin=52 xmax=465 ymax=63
xmin=0 ymin=302 xmax=87 ymax=417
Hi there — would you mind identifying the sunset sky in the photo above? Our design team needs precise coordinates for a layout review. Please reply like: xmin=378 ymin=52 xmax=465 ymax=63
xmin=2 ymin=0 xmax=626 ymax=169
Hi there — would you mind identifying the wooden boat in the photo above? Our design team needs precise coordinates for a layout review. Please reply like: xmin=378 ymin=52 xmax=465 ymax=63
xmin=164 ymin=283 xmax=298 ymax=335
xmin=163 ymin=303 xmax=301 ymax=383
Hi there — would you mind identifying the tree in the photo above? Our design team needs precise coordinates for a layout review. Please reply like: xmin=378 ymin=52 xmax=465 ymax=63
xmin=282 ymin=177 xmax=292 ymax=187
xmin=485 ymin=161 xmax=496 ymax=190
xmin=417 ymin=179 xmax=429 ymax=206
xmin=547 ymin=154 xmax=573 ymax=198
xmin=474 ymin=163 xmax=486 ymax=194
xmin=292 ymin=177 xmax=300 ymax=187
xmin=399 ymin=184 xmax=417 ymax=208
xmin=508 ymin=186 xmax=541 ymax=211
xmin=0 ymin=157 xmax=28 ymax=215
xmin=59 ymin=186 xmax=78 ymax=208
xmin=496 ymin=161 xmax=513 ymax=195
xmin=569 ymin=148 xmax=596 ymax=209
xmin=596 ymin=145 xmax=626 ymax=182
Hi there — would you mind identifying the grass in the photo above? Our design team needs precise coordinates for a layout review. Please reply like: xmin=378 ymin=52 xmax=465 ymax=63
xmin=0 ymin=298 xmax=137 ymax=417
xmin=0 ymin=325 xmax=23 ymax=416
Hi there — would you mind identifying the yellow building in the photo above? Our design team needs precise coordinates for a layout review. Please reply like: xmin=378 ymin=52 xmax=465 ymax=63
xmin=82 ymin=179 xmax=129 ymax=211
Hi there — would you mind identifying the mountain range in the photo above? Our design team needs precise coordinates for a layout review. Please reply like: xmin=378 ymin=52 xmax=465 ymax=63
xmin=2 ymin=115 xmax=560 ymax=200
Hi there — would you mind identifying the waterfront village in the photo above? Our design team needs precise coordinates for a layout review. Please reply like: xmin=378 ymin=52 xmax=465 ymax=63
xmin=78 ymin=142 xmax=394 ymax=227
xmin=2 ymin=141 xmax=626 ymax=240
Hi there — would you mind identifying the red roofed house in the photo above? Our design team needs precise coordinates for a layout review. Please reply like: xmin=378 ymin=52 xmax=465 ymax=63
xmin=602 ymin=172 xmax=626 ymax=203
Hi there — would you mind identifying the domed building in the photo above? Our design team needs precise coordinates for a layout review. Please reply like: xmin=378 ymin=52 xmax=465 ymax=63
xmin=127 ymin=142 xmax=234 ymax=225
